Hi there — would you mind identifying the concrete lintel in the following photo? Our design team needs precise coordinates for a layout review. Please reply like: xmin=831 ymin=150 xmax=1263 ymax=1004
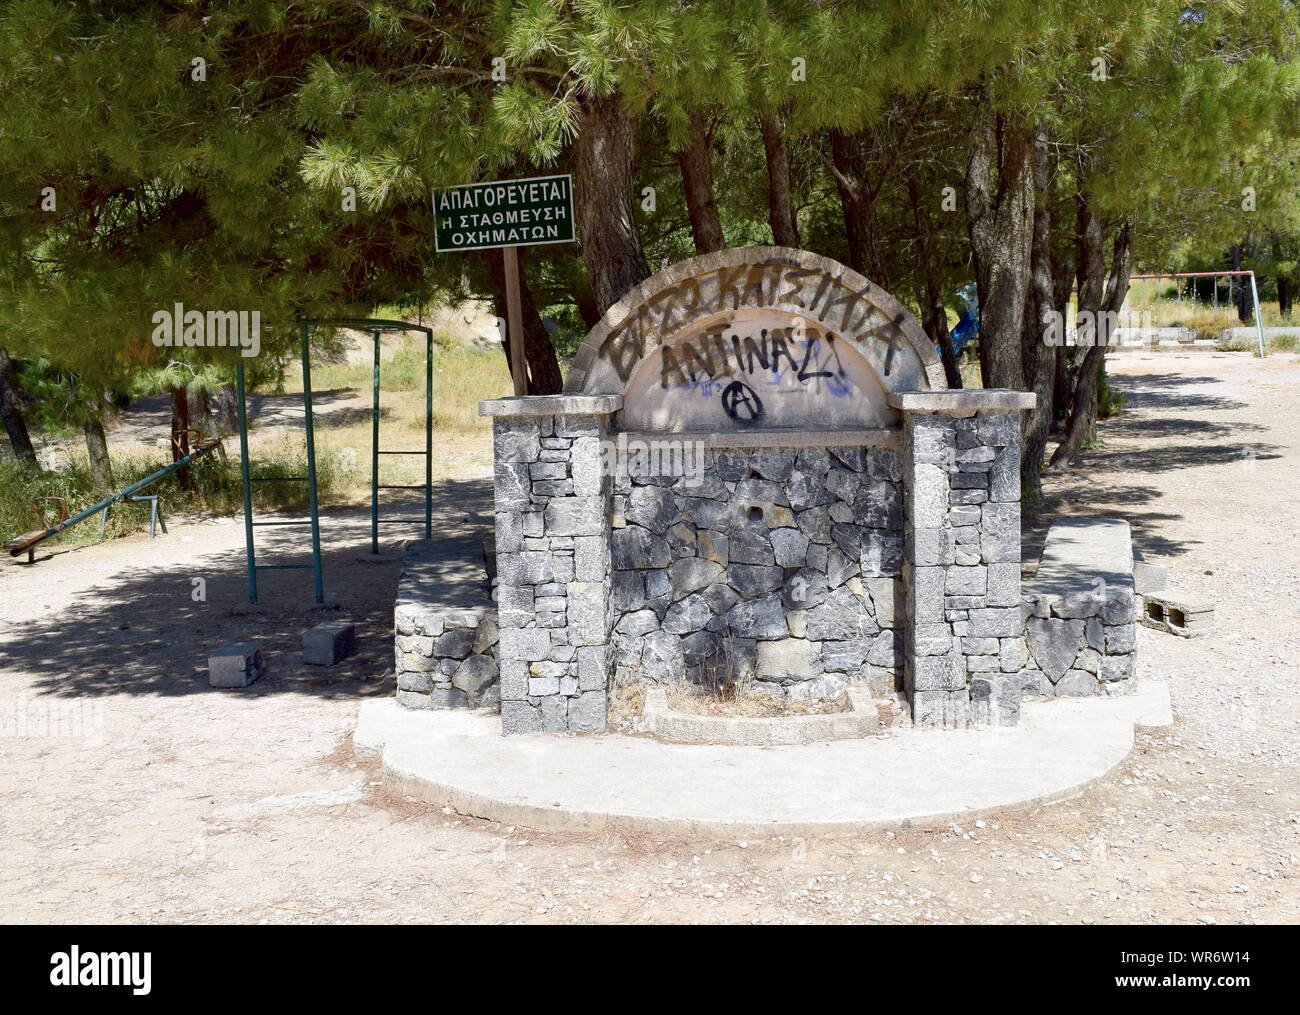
xmin=479 ymin=394 xmax=622 ymax=418
xmin=612 ymin=427 xmax=901 ymax=450
xmin=888 ymin=390 xmax=1036 ymax=413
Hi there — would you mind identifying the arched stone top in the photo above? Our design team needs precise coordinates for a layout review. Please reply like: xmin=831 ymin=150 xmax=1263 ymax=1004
xmin=564 ymin=247 xmax=947 ymax=432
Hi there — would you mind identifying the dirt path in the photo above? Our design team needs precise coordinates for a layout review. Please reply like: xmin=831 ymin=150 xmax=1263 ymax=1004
xmin=1 ymin=351 xmax=1297 ymax=925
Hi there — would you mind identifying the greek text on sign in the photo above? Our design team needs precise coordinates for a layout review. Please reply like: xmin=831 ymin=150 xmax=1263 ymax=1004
xmin=433 ymin=174 xmax=575 ymax=252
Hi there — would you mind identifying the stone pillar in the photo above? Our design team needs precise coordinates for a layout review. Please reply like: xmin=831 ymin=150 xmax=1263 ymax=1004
xmin=479 ymin=395 xmax=621 ymax=735
xmin=891 ymin=390 xmax=1035 ymax=729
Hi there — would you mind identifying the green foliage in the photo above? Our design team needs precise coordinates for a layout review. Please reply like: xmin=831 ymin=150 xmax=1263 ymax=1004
xmin=1 ymin=0 xmax=1299 ymax=457
xmin=1097 ymin=360 xmax=1127 ymax=419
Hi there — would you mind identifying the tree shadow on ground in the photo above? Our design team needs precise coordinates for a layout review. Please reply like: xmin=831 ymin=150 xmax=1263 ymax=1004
xmin=0 ymin=475 xmax=492 ymax=702
xmin=1113 ymin=373 xmax=1249 ymax=412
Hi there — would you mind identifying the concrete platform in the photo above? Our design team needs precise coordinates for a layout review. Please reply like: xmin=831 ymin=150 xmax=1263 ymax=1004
xmin=354 ymin=682 xmax=1172 ymax=838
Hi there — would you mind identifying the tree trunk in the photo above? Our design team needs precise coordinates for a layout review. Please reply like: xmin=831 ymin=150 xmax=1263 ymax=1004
xmin=573 ymin=93 xmax=650 ymax=312
xmin=830 ymin=129 xmax=883 ymax=283
xmin=1278 ymin=276 xmax=1292 ymax=317
xmin=170 ymin=386 xmax=192 ymax=491
xmin=965 ymin=101 xmax=1034 ymax=391
xmin=212 ymin=382 xmax=239 ymax=434
xmin=487 ymin=250 xmax=564 ymax=395
xmin=759 ymin=109 xmax=800 ymax=247
xmin=188 ymin=385 xmax=213 ymax=436
xmin=1232 ymin=243 xmax=1250 ymax=322
xmin=1051 ymin=220 xmax=1133 ymax=468
xmin=676 ymin=109 xmax=725 ymax=255
xmin=83 ymin=417 xmax=113 ymax=488
xmin=1021 ymin=127 xmax=1058 ymax=502
xmin=907 ymin=176 xmax=960 ymax=388
xmin=0 ymin=346 xmax=39 ymax=468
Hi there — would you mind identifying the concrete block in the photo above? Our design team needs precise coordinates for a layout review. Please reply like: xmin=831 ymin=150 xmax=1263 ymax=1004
xmin=302 ymin=621 xmax=356 ymax=666
xmin=1140 ymin=590 xmax=1213 ymax=637
xmin=208 ymin=642 xmax=263 ymax=688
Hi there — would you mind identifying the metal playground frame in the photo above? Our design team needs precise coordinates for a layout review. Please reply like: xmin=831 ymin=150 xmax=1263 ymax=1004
xmin=1129 ymin=270 xmax=1268 ymax=357
xmin=234 ymin=318 xmax=434 ymax=605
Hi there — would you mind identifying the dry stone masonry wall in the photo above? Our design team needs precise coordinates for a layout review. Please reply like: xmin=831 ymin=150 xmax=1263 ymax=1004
xmin=411 ymin=248 xmax=1155 ymax=738
xmin=610 ymin=441 xmax=905 ymax=701
xmin=1019 ymin=517 xmax=1138 ymax=698
xmin=485 ymin=396 xmax=619 ymax=734
xmin=394 ymin=537 xmax=500 ymax=710
xmin=896 ymin=391 xmax=1036 ymax=729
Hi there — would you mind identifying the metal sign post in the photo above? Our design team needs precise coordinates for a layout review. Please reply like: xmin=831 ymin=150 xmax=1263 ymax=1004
xmin=433 ymin=174 xmax=576 ymax=396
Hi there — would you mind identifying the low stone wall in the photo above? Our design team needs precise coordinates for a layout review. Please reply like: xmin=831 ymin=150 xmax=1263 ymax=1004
xmin=610 ymin=436 xmax=905 ymax=702
xmin=394 ymin=537 xmax=500 ymax=710
xmin=1020 ymin=518 xmax=1137 ymax=698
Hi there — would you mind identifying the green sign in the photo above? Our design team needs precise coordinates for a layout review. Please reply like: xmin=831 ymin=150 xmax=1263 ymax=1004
xmin=433 ymin=174 xmax=575 ymax=252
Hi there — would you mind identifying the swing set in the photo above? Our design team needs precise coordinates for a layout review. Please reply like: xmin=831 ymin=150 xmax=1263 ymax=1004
xmin=1128 ymin=270 xmax=1268 ymax=357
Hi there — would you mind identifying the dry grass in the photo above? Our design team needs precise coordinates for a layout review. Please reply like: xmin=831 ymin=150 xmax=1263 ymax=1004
xmin=607 ymin=673 xmax=647 ymax=730
xmin=281 ymin=335 xmax=512 ymax=499
xmin=664 ymin=684 xmax=849 ymax=717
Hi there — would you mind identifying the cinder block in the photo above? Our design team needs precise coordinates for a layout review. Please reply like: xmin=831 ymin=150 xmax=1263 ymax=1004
xmin=302 ymin=621 xmax=356 ymax=665
xmin=209 ymin=642 xmax=263 ymax=688
xmin=1140 ymin=591 xmax=1214 ymax=637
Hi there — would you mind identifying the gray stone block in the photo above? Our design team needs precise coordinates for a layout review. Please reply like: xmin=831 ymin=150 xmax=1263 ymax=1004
xmin=568 ymin=690 xmax=608 ymax=732
xmin=946 ymin=565 xmax=987 ymax=596
xmin=771 ymin=527 xmax=810 ymax=567
xmin=988 ymin=446 xmax=1019 ymax=502
xmin=979 ymin=501 xmax=1020 ymax=563
xmin=433 ymin=627 xmax=477 ymax=658
xmin=782 ymin=567 xmax=828 ymax=611
xmin=821 ymin=638 xmax=871 ymax=672
xmin=1025 ymin=615 xmax=1085 ymax=681
xmin=544 ymin=496 xmax=605 ymax=537
xmin=911 ymin=463 xmax=948 ymax=528
xmin=453 ymin=654 xmax=498 ymax=696
xmin=1100 ymin=652 xmax=1135 ymax=683
xmin=302 ymin=621 xmax=356 ymax=666
xmin=493 ymin=417 xmax=540 ymax=462
xmin=913 ymin=654 xmax=964 ymax=691
xmin=395 ymin=689 xmax=430 ymax=709
xmin=1055 ymin=670 xmax=1099 ymax=696
xmin=913 ymin=527 xmax=953 ymax=567
xmin=915 ymin=623 xmax=952 ymax=656
xmin=208 ymin=642 xmax=262 ymax=688
xmin=501 ymin=700 xmax=544 ymax=735
xmin=493 ymin=461 xmax=531 ymax=511
xmin=807 ymin=586 xmax=879 ymax=640
xmin=669 ymin=557 xmax=724 ymax=600
xmin=611 ymin=525 xmax=672 ymax=569
xmin=499 ymin=627 xmax=552 ymax=663
xmin=730 ymin=563 xmax=783 ymax=597
xmin=726 ymin=592 xmax=788 ymax=640
xmin=985 ymin=562 xmax=1020 ymax=607
xmin=968 ymin=607 xmax=1022 ymax=638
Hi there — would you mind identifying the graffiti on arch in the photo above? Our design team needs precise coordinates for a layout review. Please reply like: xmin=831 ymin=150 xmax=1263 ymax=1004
xmin=566 ymin=249 xmax=943 ymax=430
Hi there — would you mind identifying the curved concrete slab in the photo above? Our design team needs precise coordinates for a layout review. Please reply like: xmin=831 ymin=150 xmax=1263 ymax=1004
xmin=355 ymin=682 xmax=1172 ymax=838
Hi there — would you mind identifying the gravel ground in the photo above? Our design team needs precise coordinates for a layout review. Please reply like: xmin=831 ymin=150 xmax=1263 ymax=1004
xmin=0 ymin=350 xmax=1296 ymax=924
